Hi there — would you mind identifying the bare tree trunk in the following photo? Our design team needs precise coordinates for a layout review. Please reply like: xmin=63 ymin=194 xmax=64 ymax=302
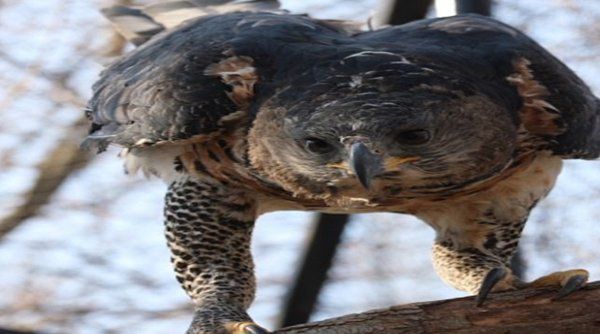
xmin=275 ymin=281 xmax=600 ymax=334
xmin=377 ymin=0 xmax=434 ymax=25
xmin=456 ymin=0 xmax=492 ymax=17
xmin=279 ymin=214 xmax=350 ymax=327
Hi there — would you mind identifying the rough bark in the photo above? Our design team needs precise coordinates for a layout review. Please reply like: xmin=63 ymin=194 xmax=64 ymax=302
xmin=274 ymin=281 xmax=600 ymax=334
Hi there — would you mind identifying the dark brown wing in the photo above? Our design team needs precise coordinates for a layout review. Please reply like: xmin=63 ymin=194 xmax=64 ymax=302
xmin=84 ymin=6 xmax=358 ymax=152
xmin=85 ymin=1 xmax=286 ymax=152
xmin=358 ymin=14 xmax=600 ymax=159
xmin=84 ymin=14 xmax=241 ymax=152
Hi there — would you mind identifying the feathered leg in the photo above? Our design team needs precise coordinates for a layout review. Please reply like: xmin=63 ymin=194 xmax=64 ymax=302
xmin=429 ymin=200 xmax=587 ymax=306
xmin=165 ymin=177 xmax=268 ymax=334
xmin=432 ymin=232 xmax=588 ymax=306
xmin=427 ymin=154 xmax=587 ymax=305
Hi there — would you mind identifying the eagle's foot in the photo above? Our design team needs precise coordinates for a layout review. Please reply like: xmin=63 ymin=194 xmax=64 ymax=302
xmin=188 ymin=320 xmax=270 ymax=334
xmin=187 ymin=307 xmax=270 ymax=334
xmin=475 ymin=266 xmax=522 ymax=306
xmin=226 ymin=322 xmax=270 ymax=334
xmin=529 ymin=269 xmax=589 ymax=300
xmin=475 ymin=268 xmax=588 ymax=306
xmin=476 ymin=267 xmax=508 ymax=306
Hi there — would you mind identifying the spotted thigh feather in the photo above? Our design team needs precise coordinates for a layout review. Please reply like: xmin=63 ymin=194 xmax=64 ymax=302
xmin=164 ymin=177 xmax=259 ymax=333
xmin=426 ymin=153 xmax=562 ymax=293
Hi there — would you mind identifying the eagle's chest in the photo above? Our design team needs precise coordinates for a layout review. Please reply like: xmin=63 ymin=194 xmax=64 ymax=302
xmin=255 ymin=153 xmax=563 ymax=219
xmin=178 ymin=138 xmax=562 ymax=222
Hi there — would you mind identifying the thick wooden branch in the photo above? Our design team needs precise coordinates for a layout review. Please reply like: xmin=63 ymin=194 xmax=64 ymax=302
xmin=274 ymin=281 xmax=600 ymax=334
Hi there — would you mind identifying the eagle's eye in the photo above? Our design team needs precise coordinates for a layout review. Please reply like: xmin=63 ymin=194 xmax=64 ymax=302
xmin=304 ymin=138 xmax=335 ymax=155
xmin=395 ymin=129 xmax=431 ymax=145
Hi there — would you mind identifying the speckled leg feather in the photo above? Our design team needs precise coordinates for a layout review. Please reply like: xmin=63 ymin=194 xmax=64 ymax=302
xmin=432 ymin=239 xmax=523 ymax=296
xmin=429 ymin=202 xmax=531 ymax=299
xmin=427 ymin=155 xmax=586 ymax=305
xmin=432 ymin=211 xmax=587 ymax=305
xmin=165 ymin=178 xmax=267 ymax=334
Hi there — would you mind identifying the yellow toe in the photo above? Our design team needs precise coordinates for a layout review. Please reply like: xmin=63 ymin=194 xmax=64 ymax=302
xmin=225 ymin=322 xmax=270 ymax=334
xmin=529 ymin=268 xmax=589 ymax=288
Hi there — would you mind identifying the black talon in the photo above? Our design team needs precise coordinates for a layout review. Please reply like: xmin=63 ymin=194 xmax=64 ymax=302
xmin=553 ymin=274 xmax=587 ymax=300
xmin=476 ymin=267 xmax=507 ymax=307
xmin=244 ymin=324 xmax=270 ymax=334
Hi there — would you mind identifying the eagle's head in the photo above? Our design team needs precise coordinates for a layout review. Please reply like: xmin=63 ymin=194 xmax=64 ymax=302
xmin=249 ymin=65 xmax=519 ymax=206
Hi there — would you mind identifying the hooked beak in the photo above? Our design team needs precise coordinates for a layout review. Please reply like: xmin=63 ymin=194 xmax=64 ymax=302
xmin=349 ymin=142 xmax=383 ymax=189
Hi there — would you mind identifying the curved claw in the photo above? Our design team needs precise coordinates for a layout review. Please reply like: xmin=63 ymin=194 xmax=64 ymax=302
xmin=553 ymin=274 xmax=587 ymax=300
xmin=243 ymin=324 xmax=270 ymax=334
xmin=476 ymin=267 xmax=507 ymax=307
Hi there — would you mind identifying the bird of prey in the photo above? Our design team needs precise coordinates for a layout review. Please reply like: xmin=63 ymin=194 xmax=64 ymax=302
xmin=85 ymin=1 xmax=600 ymax=333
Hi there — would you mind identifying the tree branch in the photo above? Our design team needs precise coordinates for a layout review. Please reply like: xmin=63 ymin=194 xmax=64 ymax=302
xmin=279 ymin=214 xmax=350 ymax=327
xmin=0 ymin=118 xmax=91 ymax=240
xmin=274 ymin=281 xmax=600 ymax=334
xmin=0 ymin=0 xmax=133 ymax=240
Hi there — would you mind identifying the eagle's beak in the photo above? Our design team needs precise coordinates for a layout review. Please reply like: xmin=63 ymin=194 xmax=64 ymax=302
xmin=349 ymin=142 xmax=383 ymax=190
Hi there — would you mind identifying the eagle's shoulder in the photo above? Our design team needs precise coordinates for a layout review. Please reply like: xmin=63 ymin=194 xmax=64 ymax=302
xmin=359 ymin=14 xmax=600 ymax=159
xmin=84 ymin=10 xmax=354 ymax=152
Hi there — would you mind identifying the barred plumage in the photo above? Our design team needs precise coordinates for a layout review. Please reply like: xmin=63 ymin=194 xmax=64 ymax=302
xmin=85 ymin=1 xmax=599 ymax=333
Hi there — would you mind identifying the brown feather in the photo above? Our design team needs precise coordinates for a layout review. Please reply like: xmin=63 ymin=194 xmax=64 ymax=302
xmin=506 ymin=58 xmax=564 ymax=136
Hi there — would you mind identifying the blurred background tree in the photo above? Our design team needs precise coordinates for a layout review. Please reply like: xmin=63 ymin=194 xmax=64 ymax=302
xmin=0 ymin=0 xmax=598 ymax=333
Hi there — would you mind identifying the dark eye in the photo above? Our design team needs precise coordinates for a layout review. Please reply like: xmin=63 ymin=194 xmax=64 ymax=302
xmin=304 ymin=138 xmax=335 ymax=155
xmin=395 ymin=129 xmax=431 ymax=145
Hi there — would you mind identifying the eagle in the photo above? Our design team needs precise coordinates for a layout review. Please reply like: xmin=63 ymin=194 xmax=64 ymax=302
xmin=84 ymin=1 xmax=600 ymax=333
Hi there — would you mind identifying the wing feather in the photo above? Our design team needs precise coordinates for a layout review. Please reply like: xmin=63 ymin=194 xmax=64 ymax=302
xmin=358 ymin=14 xmax=600 ymax=159
xmin=89 ymin=10 xmax=599 ymax=158
xmin=85 ymin=6 xmax=354 ymax=152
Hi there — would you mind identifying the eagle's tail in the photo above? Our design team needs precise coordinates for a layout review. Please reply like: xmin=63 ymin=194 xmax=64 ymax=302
xmin=102 ymin=0 xmax=281 ymax=46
